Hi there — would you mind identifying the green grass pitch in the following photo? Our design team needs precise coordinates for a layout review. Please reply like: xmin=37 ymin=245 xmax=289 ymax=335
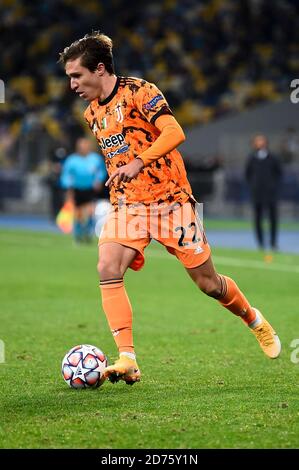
xmin=0 ymin=228 xmax=298 ymax=449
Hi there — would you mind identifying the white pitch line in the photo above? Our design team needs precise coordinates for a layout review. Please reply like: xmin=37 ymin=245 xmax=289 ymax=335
xmin=1 ymin=232 xmax=298 ymax=274
xmin=147 ymin=250 xmax=299 ymax=274
xmin=213 ymin=255 xmax=299 ymax=274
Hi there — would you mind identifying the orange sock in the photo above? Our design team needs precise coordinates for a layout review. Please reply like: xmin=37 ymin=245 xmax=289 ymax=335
xmin=99 ymin=278 xmax=134 ymax=354
xmin=217 ymin=275 xmax=257 ymax=325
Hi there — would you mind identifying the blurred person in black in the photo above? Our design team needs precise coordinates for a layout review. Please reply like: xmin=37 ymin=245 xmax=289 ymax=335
xmin=245 ymin=134 xmax=282 ymax=253
xmin=46 ymin=142 xmax=68 ymax=220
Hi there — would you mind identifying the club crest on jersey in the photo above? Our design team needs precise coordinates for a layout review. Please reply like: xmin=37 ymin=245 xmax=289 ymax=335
xmin=114 ymin=103 xmax=123 ymax=122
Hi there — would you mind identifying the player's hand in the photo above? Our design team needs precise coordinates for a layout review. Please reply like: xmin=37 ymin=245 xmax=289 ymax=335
xmin=105 ymin=158 xmax=144 ymax=187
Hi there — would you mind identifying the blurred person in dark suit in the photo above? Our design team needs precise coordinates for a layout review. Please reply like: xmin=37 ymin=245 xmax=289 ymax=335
xmin=245 ymin=134 xmax=282 ymax=252
xmin=46 ymin=143 xmax=68 ymax=220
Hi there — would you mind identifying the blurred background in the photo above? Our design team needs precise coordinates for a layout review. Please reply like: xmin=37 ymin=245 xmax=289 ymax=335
xmin=0 ymin=0 xmax=298 ymax=250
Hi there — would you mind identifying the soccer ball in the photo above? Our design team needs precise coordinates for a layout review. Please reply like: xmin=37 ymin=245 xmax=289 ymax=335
xmin=61 ymin=344 xmax=107 ymax=389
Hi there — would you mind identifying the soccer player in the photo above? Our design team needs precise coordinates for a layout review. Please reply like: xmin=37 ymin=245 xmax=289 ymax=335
xmin=59 ymin=32 xmax=281 ymax=384
xmin=61 ymin=137 xmax=107 ymax=242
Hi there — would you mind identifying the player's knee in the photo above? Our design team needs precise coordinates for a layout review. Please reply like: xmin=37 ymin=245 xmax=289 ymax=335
xmin=97 ymin=259 xmax=122 ymax=280
xmin=197 ymin=277 xmax=222 ymax=298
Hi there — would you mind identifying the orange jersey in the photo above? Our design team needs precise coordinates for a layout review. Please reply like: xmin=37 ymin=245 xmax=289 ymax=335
xmin=84 ymin=76 xmax=192 ymax=206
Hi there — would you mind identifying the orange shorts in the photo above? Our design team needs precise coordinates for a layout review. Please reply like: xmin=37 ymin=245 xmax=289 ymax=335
xmin=98 ymin=201 xmax=211 ymax=270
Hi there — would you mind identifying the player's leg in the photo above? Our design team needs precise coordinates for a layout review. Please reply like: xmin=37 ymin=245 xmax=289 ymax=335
xmin=254 ymin=202 xmax=264 ymax=249
xmin=186 ymin=256 xmax=281 ymax=358
xmin=98 ymin=241 xmax=141 ymax=383
xmin=81 ymin=201 xmax=95 ymax=242
xmin=73 ymin=204 xmax=84 ymax=242
xmin=160 ymin=201 xmax=281 ymax=358
xmin=72 ymin=189 xmax=90 ymax=242
xmin=269 ymin=202 xmax=278 ymax=251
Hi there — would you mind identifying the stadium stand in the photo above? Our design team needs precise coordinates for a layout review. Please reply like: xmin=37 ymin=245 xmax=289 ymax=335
xmin=0 ymin=0 xmax=298 ymax=216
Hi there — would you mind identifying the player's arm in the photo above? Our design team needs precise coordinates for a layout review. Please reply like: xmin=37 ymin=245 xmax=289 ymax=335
xmin=105 ymin=115 xmax=185 ymax=187
xmin=137 ymin=114 xmax=185 ymax=166
xmin=105 ymin=82 xmax=186 ymax=187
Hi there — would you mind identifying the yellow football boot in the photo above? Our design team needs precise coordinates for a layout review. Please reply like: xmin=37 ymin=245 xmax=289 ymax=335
xmin=104 ymin=355 xmax=141 ymax=385
xmin=251 ymin=308 xmax=281 ymax=359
